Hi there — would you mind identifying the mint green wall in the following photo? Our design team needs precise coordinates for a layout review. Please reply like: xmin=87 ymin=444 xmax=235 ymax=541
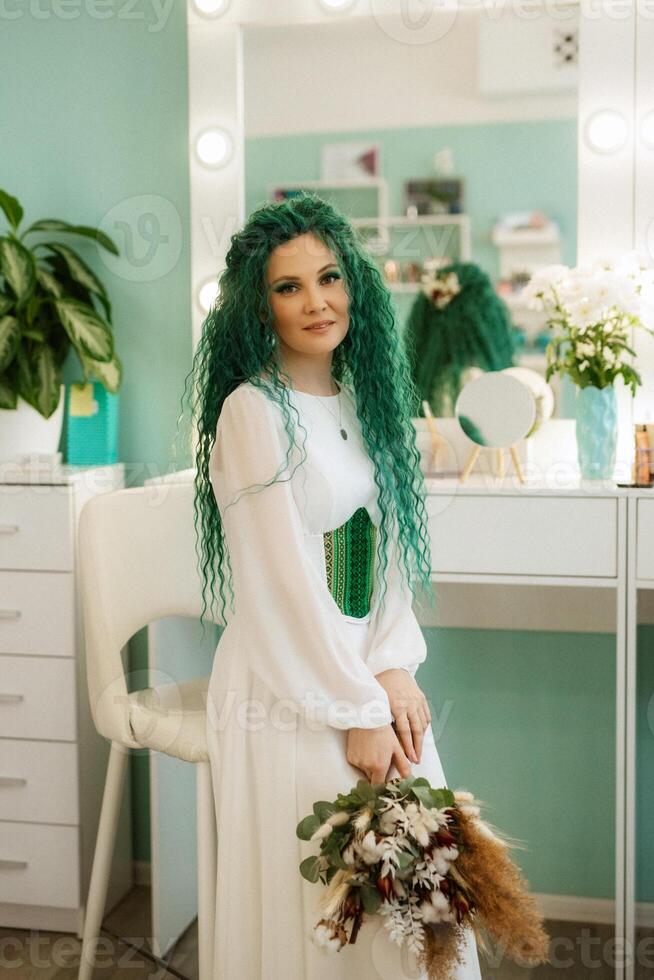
xmin=0 ymin=5 xmax=191 ymax=865
xmin=245 ymin=119 xmax=578 ymax=278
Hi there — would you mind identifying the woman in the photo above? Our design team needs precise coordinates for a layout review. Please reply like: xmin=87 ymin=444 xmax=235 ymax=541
xmin=187 ymin=194 xmax=482 ymax=978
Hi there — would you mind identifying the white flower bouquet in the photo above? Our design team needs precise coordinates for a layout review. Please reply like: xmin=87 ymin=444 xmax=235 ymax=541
xmin=522 ymin=253 xmax=654 ymax=393
xmin=296 ymin=776 xmax=549 ymax=979
xmin=421 ymin=259 xmax=462 ymax=310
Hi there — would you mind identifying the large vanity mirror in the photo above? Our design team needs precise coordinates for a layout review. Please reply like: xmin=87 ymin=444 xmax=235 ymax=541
xmin=241 ymin=4 xmax=579 ymax=418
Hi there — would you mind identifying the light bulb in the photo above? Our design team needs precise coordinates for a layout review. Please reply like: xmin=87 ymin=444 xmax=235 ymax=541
xmin=318 ymin=0 xmax=356 ymax=10
xmin=195 ymin=128 xmax=233 ymax=168
xmin=583 ymin=109 xmax=628 ymax=155
xmin=191 ymin=0 xmax=230 ymax=16
xmin=198 ymin=279 xmax=220 ymax=313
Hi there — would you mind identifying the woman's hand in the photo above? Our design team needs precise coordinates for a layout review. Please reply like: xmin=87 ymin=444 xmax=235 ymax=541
xmin=346 ymin=724 xmax=413 ymax=785
xmin=374 ymin=668 xmax=431 ymax=765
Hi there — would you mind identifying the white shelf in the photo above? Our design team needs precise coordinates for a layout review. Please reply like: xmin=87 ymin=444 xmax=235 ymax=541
xmin=491 ymin=223 xmax=560 ymax=247
xmin=387 ymin=282 xmax=422 ymax=293
xmin=351 ymin=213 xmax=469 ymax=227
xmin=269 ymin=177 xmax=388 ymax=190
xmin=353 ymin=213 xmax=472 ymax=262
xmin=515 ymin=349 xmax=548 ymax=370
xmin=501 ymin=292 xmax=543 ymax=313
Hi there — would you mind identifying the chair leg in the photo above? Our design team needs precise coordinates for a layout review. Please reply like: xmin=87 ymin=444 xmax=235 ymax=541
xmin=78 ymin=742 xmax=129 ymax=980
xmin=196 ymin=761 xmax=217 ymax=980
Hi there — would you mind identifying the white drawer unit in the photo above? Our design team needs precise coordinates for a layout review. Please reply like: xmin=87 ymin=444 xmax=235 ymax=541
xmin=0 ymin=570 xmax=75 ymax=657
xmin=0 ymin=655 xmax=76 ymax=740
xmin=0 ymin=821 xmax=80 ymax=908
xmin=0 ymin=463 xmax=131 ymax=935
xmin=0 ymin=739 xmax=78 ymax=824
xmin=0 ymin=486 xmax=73 ymax=571
xmin=428 ymin=493 xmax=618 ymax=579
xmin=636 ymin=497 xmax=654 ymax=581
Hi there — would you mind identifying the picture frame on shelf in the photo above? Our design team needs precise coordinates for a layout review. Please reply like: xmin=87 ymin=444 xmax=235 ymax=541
xmin=321 ymin=141 xmax=381 ymax=180
xmin=405 ymin=178 xmax=464 ymax=215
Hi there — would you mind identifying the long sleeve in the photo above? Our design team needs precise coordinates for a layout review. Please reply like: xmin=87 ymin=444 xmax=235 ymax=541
xmin=365 ymin=523 xmax=428 ymax=679
xmin=209 ymin=384 xmax=394 ymax=731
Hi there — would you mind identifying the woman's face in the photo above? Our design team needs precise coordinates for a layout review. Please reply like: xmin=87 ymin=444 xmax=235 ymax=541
xmin=265 ymin=232 xmax=349 ymax=356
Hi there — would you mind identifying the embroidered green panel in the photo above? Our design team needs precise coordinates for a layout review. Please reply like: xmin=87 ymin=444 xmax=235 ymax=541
xmin=323 ymin=506 xmax=377 ymax=618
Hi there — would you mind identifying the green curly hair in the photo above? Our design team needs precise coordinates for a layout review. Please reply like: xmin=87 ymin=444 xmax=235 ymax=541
xmin=179 ymin=192 xmax=435 ymax=630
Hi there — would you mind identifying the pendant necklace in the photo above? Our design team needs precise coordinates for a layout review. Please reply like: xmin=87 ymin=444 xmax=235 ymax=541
xmin=315 ymin=381 xmax=348 ymax=440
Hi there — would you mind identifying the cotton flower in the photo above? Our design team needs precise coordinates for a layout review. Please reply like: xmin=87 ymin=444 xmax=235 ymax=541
xmin=433 ymin=853 xmax=452 ymax=876
xmin=419 ymin=898 xmax=439 ymax=923
xmin=431 ymin=888 xmax=451 ymax=913
xmin=379 ymin=802 xmax=406 ymax=835
xmin=359 ymin=829 xmax=385 ymax=865
xmin=353 ymin=807 xmax=373 ymax=833
xmin=405 ymin=801 xmax=445 ymax=847
xmin=312 ymin=920 xmax=346 ymax=953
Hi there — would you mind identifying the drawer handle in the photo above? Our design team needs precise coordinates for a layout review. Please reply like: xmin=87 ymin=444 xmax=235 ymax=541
xmin=0 ymin=610 xmax=21 ymax=620
xmin=0 ymin=859 xmax=28 ymax=870
xmin=0 ymin=693 xmax=24 ymax=704
xmin=0 ymin=777 xmax=27 ymax=787
xmin=0 ymin=525 xmax=19 ymax=535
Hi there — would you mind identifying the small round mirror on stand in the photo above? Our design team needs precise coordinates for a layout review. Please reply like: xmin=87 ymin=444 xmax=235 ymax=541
xmin=455 ymin=371 xmax=537 ymax=483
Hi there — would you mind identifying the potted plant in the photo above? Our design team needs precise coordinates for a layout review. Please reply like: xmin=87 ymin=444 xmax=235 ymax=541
xmin=0 ymin=188 xmax=122 ymax=461
xmin=523 ymin=254 xmax=654 ymax=479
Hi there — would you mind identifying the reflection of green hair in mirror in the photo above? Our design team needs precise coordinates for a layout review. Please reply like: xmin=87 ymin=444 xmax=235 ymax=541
xmin=178 ymin=192 xmax=434 ymax=629
xmin=457 ymin=415 xmax=487 ymax=446
xmin=407 ymin=262 xmax=516 ymax=416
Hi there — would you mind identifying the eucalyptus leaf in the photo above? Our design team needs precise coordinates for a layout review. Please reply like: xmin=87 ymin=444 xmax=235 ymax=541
xmin=299 ymin=856 xmax=322 ymax=884
xmin=430 ymin=788 xmax=454 ymax=809
xmin=411 ymin=786 xmax=434 ymax=807
xmin=0 ymin=190 xmax=23 ymax=230
xmin=296 ymin=814 xmax=321 ymax=841
xmin=54 ymin=298 xmax=113 ymax=362
xmin=396 ymin=850 xmax=415 ymax=871
xmin=0 ymin=238 xmax=36 ymax=303
xmin=0 ymin=315 xmax=20 ymax=371
xmin=23 ymin=219 xmax=119 ymax=255
xmin=356 ymin=780 xmax=377 ymax=803
xmin=313 ymin=800 xmax=337 ymax=822
xmin=359 ymin=884 xmax=382 ymax=914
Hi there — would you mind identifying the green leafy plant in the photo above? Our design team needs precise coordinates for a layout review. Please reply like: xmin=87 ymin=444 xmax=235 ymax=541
xmin=0 ymin=188 xmax=122 ymax=418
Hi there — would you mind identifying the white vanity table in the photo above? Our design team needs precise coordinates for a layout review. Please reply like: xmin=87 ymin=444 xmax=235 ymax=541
xmin=424 ymin=472 xmax=654 ymax=980
xmin=147 ymin=467 xmax=650 ymax=978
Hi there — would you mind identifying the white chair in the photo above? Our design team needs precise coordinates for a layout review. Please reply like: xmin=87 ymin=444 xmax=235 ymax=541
xmin=77 ymin=481 xmax=221 ymax=980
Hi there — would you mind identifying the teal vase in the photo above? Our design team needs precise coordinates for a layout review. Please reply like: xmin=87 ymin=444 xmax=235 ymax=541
xmin=575 ymin=384 xmax=617 ymax=479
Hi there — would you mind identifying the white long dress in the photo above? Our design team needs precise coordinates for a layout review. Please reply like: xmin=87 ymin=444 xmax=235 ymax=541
xmin=206 ymin=379 xmax=482 ymax=980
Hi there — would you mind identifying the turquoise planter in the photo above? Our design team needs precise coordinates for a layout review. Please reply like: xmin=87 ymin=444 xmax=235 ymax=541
xmin=575 ymin=384 xmax=617 ymax=479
